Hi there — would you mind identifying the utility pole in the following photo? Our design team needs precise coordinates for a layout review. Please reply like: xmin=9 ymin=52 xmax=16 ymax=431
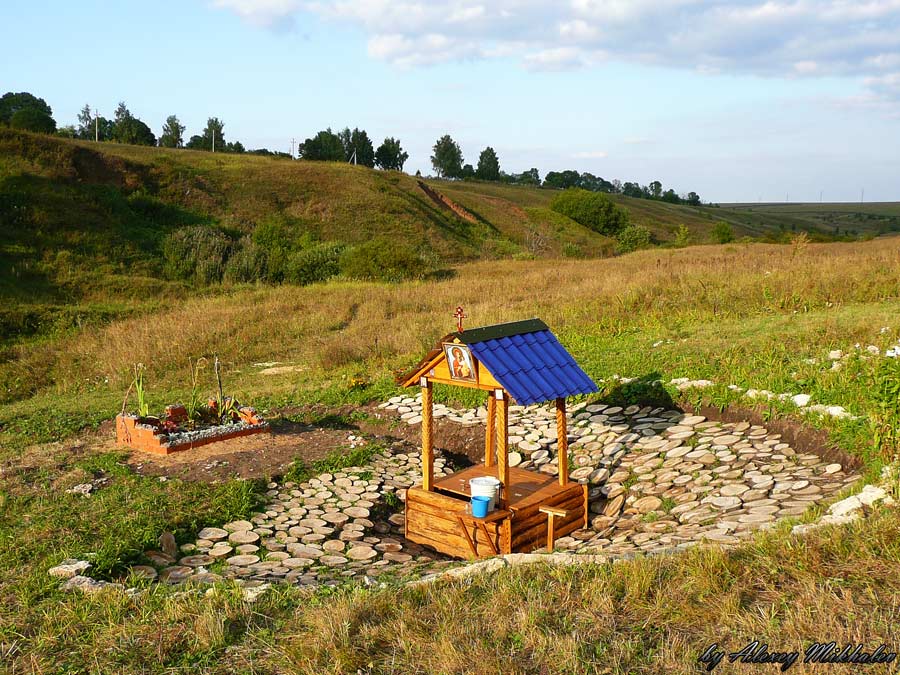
xmin=212 ymin=128 xmax=215 ymax=153
xmin=819 ymin=190 xmax=823 ymax=203
xmin=861 ymin=187 xmax=865 ymax=203
xmin=94 ymin=108 xmax=99 ymax=142
xmin=290 ymin=138 xmax=296 ymax=158
xmin=349 ymin=149 xmax=357 ymax=165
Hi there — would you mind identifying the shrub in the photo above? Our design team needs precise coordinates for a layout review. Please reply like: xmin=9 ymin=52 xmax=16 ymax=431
xmin=616 ymin=224 xmax=652 ymax=253
xmin=9 ymin=108 xmax=56 ymax=134
xmin=549 ymin=188 xmax=629 ymax=236
xmin=285 ymin=242 xmax=344 ymax=286
xmin=162 ymin=226 xmax=231 ymax=284
xmin=251 ymin=215 xmax=315 ymax=282
xmin=712 ymin=220 xmax=735 ymax=244
xmin=673 ymin=224 xmax=691 ymax=248
xmin=224 ymin=236 xmax=267 ymax=283
xmin=339 ymin=238 xmax=423 ymax=282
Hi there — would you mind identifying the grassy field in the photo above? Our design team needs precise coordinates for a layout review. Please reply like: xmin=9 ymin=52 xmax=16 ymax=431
xmin=720 ymin=201 xmax=900 ymax=238
xmin=3 ymin=130 xmax=900 ymax=673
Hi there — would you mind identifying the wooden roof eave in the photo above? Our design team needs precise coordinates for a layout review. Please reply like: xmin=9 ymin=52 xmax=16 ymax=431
xmin=396 ymin=333 xmax=458 ymax=387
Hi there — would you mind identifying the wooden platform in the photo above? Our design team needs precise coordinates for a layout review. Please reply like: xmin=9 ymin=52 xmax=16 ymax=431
xmin=405 ymin=465 xmax=588 ymax=559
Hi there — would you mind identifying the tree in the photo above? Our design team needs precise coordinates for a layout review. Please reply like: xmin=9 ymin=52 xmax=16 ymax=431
xmin=186 ymin=117 xmax=226 ymax=151
xmin=518 ymin=168 xmax=540 ymax=185
xmin=661 ymin=188 xmax=681 ymax=204
xmin=374 ymin=137 xmax=409 ymax=171
xmin=9 ymin=107 xmax=56 ymax=133
xmin=712 ymin=220 xmax=734 ymax=244
xmin=687 ymin=191 xmax=701 ymax=206
xmin=649 ymin=180 xmax=663 ymax=199
xmin=340 ymin=127 xmax=375 ymax=167
xmin=0 ymin=92 xmax=52 ymax=125
xmin=476 ymin=146 xmax=500 ymax=181
xmin=460 ymin=164 xmax=476 ymax=179
xmin=159 ymin=115 xmax=185 ymax=148
xmin=298 ymin=128 xmax=344 ymax=161
xmin=431 ymin=134 xmax=463 ymax=178
xmin=549 ymin=188 xmax=629 ymax=236
xmin=543 ymin=170 xmax=580 ymax=189
xmin=110 ymin=102 xmax=155 ymax=145
xmin=57 ymin=125 xmax=78 ymax=138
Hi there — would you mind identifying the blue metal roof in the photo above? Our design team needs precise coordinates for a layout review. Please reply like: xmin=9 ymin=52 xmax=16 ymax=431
xmin=463 ymin=320 xmax=598 ymax=405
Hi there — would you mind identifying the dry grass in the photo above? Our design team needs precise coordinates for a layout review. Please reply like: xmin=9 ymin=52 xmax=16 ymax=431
xmin=265 ymin=513 xmax=900 ymax=674
xmin=10 ymin=238 xmax=899 ymax=396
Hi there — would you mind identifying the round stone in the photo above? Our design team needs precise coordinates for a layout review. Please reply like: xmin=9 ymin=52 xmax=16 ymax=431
xmin=226 ymin=554 xmax=260 ymax=566
xmin=569 ymin=466 xmax=593 ymax=481
xmin=603 ymin=495 xmax=625 ymax=517
xmin=344 ymin=507 xmax=370 ymax=519
xmin=179 ymin=555 xmax=214 ymax=568
xmin=347 ymin=546 xmax=378 ymax=561
xmin=228 ymin=530 xmax=260 ymax=545
xmin=283 ymin=557 xmax=313 ymax=569
xmin=197 ymin=527 xmax=228 ymax=541
xmin=323 ymin=540 xmax=345 ymax=553
xmin=710 ymin=496 xmax=742 ymax=510
xmin=508 ymin=452 xmax=523 ymax=468
xmin=223 ymin=520 xmax=254 ymax=532
xmin=320 ymin=555 xmax=348 ymax=566
xmin=130 ymin=565 xmax=158 ymax=581
xmin=159 ymin=566 xmax=193 ymax=583
xmin=383 ymin=552 xmax=413 ymax=563
xmin=235 ymin=544 xmax=259 ymax=554
xmin=634 ymin=496 xmax=663 ymax=514
xmin=375 ymin=542 xmax=403 ymax=552
xmin=720 ymin=484 xmax=749 ymax=497
xmin=322 ymin=512 xmax=350 ymax=525
xmin=824 ymin=463 xmax=842 ymax=474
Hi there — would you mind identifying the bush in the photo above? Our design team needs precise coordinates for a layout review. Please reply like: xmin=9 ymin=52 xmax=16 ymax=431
xmin=9 ymin=108 xmax=56 ymax=134
xmin=162 ymin=226 xmax=231 ymax=284
xmin=251 ymin=215 xmax=315 ymax=282
xmin=285 ymin=242 xmax=344 ymax=286
xmin=224 ymin=236 xmax=267 ymax=283
xmin=339 ymin=238 xmax=423 ymax=282
xmin=712 ymin=220 xmax=735 ymax=244
xmin=616 ymin=224 xmax=652 ymax=253
xmin=673 ymin=224 xmax=690 ymax=248
xmin=549 ymin=188 xmax=629 ymax=236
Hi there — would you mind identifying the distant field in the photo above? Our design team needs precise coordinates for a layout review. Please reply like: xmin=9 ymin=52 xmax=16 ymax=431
xmin=716 ymin=201 xmax=900 ymax=237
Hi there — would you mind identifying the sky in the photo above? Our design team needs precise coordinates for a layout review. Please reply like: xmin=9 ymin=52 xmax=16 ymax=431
xmin=2 ymin=0 xmax=900 ymax=202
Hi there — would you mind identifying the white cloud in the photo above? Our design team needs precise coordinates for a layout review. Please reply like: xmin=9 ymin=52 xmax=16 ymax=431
xmin=216 ymin=1 xmax=900 ymax=104
xmin=572 ymin=150 xmax=608 ymax=159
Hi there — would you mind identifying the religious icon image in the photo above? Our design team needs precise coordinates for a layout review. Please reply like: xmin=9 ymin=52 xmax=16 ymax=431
xmin=443 ymin=343 xmax=476 ymax=382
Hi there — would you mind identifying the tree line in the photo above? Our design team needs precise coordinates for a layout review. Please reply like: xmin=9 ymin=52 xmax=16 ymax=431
xmin=429 ymin=134 xmax=703 ymax=206
xmin=2 ymin=90 xmax=703 ymax=203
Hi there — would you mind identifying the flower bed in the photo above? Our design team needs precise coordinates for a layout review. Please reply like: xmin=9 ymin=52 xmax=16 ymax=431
xmin=116 ymin=405 xmax=269 ymax=455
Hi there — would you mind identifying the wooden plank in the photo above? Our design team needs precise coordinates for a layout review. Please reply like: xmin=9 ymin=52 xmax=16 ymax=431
xmin=421 ymin=380 xmax=434 ymax=491
xmin=556 ymin=398 xmax=568 ymax=487
xmin=496 ymin=390 xmax=509 ymax=506
xmin=484 ymin=395 xmax=496 ymax=467
xmin=432 ymin=465 xmax=583 ymax=511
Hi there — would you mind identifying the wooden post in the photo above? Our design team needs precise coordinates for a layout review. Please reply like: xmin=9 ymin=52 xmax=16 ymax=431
xmin=496 ymin=389 xmax=510 ymax=506
xmin=556 ymin=397 xmax=568 ymax=487
xmin=421 ymin=377 xmax=434 ymax=491
xmin=484 ymin=395 xmax=496 ymax=467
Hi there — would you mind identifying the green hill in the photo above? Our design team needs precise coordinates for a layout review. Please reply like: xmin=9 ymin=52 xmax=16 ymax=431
xmin=4 ymin=129 xmax=897 ymax=343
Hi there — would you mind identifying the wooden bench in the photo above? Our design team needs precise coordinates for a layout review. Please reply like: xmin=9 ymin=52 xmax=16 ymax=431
xmin=539 ymin=505 xmax=570 ymax=551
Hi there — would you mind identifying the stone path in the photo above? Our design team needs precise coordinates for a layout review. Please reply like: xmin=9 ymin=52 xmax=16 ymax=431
xmin=138 ymin=448 xmax=458 ymax=587
xmin=117 ymin=395 xmax=860 ymax=589
xmin=380 ymin=396 xmax=860 ymax=556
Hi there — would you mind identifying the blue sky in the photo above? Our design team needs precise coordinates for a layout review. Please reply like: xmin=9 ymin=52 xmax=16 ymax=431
xmin=2 ymin=0 xmax=900 ymax=202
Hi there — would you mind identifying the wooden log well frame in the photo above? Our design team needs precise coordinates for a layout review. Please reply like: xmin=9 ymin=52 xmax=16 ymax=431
xmin=399 ymin=324 xmax=593 ymax=560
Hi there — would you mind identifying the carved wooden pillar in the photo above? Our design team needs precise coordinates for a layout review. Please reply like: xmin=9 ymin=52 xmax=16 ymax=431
xmin=421 ymin=377 xmax=434 ymax=491
xmin=556 ymin=397 xmax=568 ymax=487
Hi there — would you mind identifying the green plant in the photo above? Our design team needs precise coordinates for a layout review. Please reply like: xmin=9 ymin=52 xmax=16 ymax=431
xmin=285 ymin=242 xmax=344 ymax=286
xmin=132 ymin=364 xmax=149 ymax=417
xmin=162 ymin=226 xmax=231 ymax=284
xmin=186 ymin=357 xmax=207 ymax=422
xmin=615 ymin=224 xmax=652 ymax=253
xmin=339 ymin=238 xmax=424 ymax=282
xmin=549 ymin=188 xmax=629 ymax=236
xmin=871 ymin=357 xmax=900 ymax=462
xmin=673 ymin=224 xmax=690 ymax=248
xmin=712 ymin=220 xmax=734 ymax=244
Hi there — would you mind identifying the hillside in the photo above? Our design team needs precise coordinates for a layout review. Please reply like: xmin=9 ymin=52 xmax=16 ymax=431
xmin=719 ymin=201 xmax=900 ymax=237
xmin=4 ymin=129 xmax=898 ymax=346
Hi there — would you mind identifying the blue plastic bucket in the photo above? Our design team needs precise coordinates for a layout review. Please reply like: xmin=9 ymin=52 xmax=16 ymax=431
xmin=471 ymin=495 xmax=491 ymax=518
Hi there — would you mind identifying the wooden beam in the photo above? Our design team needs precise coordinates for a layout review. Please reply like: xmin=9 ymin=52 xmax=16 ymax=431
xmin=496 ymin=389 xmax=510 ymax=506
xmin=484 ymin=395 xmax=496 ymax=467
xmin=421 ymin=378 xmax=434 ymax=491
xmin=556 ymin=397 xmax=568 ymax=487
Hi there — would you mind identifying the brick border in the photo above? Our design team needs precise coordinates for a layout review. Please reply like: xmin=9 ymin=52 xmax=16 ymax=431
xmin=116 ymin=414 xmax=270 ymax=455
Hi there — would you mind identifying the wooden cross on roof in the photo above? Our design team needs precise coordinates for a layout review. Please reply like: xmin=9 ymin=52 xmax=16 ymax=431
xmin=453 ymin=305 xmax=467 ymax=333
